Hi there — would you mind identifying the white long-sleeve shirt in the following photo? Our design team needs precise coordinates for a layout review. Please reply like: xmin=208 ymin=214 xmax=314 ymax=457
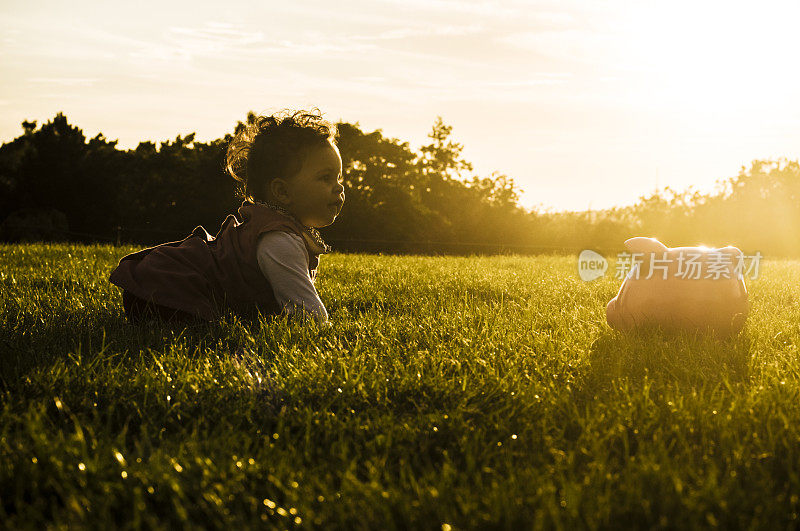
xmin=255 ymin=231 xmax=328 ymax=323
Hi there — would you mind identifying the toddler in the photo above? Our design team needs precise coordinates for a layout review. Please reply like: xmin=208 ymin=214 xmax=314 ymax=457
xmin=109 ymin=109 xmax=345 ymax=325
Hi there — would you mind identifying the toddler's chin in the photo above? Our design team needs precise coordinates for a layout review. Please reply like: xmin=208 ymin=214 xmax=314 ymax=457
xmin=306 ymin=215 xmax=336 ymax=228
xmin=315 ymin=217 xmax=336 ymax=228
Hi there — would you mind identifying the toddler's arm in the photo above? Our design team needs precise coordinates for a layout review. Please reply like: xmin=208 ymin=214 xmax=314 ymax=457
xmin=256 ymin=232 xmax=329 ymax=324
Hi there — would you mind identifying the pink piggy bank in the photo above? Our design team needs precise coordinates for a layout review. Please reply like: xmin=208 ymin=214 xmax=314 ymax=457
xmin=606 ymin=237 xmax=749 ymax=337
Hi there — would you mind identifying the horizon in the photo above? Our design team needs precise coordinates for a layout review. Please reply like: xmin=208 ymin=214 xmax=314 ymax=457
xmin=2 ymin=0 xmax=799 ymax=212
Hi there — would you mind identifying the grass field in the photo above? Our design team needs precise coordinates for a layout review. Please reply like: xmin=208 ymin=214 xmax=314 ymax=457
xmin=1 ymin=243 xmax=800 ymax=529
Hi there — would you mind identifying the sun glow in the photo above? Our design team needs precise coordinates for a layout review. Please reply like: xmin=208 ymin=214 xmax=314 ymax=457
xmin=618 ymin=2 xmax=800 ymax=112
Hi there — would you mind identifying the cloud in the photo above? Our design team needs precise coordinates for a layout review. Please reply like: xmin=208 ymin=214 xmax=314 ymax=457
xmin=127 ymin=22 xmax=378 ymax=65
xmin=479 ymin=75 xmax=572 ymax=87
xmin=126 ymin=22 xmax=265 ymax=63
xmin=266 ymin=39 xmax=376 ymax=55
xmin=498 ymin=29 xmax=618 ymax=67
xmin=376 ymin=0 xmax=517 ymax=17
xmin=363 ymin=24 xmax=485 ymax=40
xmin=168 ymin=23 xmax=265 ymax=54
xmin=527 ymin=11 xmax=576 ymax=26
xmin=28 ymin=77 xmax=98 ymax=87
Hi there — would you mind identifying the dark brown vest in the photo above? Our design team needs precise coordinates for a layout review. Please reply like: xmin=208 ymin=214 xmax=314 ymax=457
xmin=109 ymin=202 xmax=322 ymax=321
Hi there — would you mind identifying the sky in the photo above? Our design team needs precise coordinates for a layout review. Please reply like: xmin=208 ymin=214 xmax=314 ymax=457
xmin=2 ymin=0 xmax=799 ymax=211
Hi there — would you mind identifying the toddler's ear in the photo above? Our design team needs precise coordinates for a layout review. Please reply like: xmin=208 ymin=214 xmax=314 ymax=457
xmin=269 ymin=178 xmax=291 ymax=205
xmin=624 ymin=237 xmax=669 ymax=254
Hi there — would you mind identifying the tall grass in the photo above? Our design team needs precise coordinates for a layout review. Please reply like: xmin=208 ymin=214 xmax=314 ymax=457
xmin=1 ymin=244 xmax=799 ymax=529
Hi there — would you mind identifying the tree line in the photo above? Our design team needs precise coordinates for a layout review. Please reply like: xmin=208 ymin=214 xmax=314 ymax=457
xmin=1 ymin=113 xmax=798 ymax=256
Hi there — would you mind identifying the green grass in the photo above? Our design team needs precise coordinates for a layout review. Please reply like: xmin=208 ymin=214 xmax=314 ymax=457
xmin=1 ymin=243 xmax=800 ymax=529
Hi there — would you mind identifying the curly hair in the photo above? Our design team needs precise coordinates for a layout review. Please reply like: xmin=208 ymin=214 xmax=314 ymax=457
xmin=226 ymin=109 xmax=338 ymax=201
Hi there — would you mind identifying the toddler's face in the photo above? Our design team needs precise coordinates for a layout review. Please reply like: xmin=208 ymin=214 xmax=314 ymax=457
xmin=284 ymin=140 xmax=345 ymax=228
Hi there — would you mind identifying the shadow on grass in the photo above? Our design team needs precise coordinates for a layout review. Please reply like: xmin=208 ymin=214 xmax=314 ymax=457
xmin=327 ymin=281 xmax=526 ymax=318
xmin=0 ymin=308 xmax=230 ymax=391
xmin=584 ymin=328 xmax=752 ymax=392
